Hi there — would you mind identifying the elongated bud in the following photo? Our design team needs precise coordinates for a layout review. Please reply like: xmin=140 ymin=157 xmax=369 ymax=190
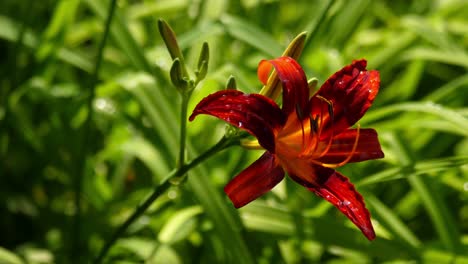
xmin=259 ymin=32 xmax=307 ymax=99
xmin=158 ymin=19 xmax=184 ymax=61
xmin=308 ymin=78 xmax=318 ymax=95
xmin=195 ymin=42 xmax=209 ymax=81
xmin=282 ymin=31 xmax=307 ymax=59
xmin=170 ymin=58 xmax=189 ymax=90
xmin=226 ymin=75 xmax=237 ymax=90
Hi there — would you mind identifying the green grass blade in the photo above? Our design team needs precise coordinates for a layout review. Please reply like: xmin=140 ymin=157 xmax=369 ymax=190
xmin=158 ymin=206 xmax=203 ymax=245
xmin=403 ymin=47 xmax=468 ymax=68
xmin=187 ymin=164 xmax=255 ymax=263
xmin=423 ymin=74 xmax=468 ymax=103
xmin=326 ymin=0 xmax=371 ymax=49
xmin=0 ymin=15 xmax=93 ymax=72
xmin=408 ymin=175 xmax=462 ymax=253
xmin=358 ymin=156 xmax=468 ymax=186
xmin=366 ymin=194 xmax=422 ymax=252
xmin=302 ymin=0 xmax=333 ymax=45
xmin=361 ymin=102 xmax=468 ymax=136
xmin=390 ymin=134 xmax=462 ymax=253
xmin=83 ymin=0 xmax=153 ymax=73
xmin=0 ymin=247 xmax=24 ymax=264
xmin=220 ymin=14 xmax=282 ymax=57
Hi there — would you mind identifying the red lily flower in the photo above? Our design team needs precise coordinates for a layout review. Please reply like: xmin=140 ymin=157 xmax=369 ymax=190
xmin=189 ymin=57 xmax=384 ymax=240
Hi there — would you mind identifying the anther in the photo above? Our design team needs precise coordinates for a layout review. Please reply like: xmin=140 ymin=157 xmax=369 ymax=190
xmin=316 ymin=95 xmax=334 ymax=122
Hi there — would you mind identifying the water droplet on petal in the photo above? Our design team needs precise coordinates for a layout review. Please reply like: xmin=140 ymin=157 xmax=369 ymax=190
xmin=337 ymin=200 xmax=351 ymax=208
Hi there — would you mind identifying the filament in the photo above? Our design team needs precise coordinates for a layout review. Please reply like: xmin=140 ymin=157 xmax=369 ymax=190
xmin=320 ymin=124 xmax=360 ymax=168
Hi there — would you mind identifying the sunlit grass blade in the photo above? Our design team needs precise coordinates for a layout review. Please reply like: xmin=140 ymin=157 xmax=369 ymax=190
xmin=361 ymin=102 xmax=468 ymax=136
xmin=302 ymin=0 xmax=333 ymax=46
xmin=127 ymin=0 xmax=187 ymax=20
xmin=158 ymin=206 xmax=203 ymax=245
xmin=403 ymin=47 xmax=468 ymax=68
xmin=423 ymin=248 xmax=468 ymax=263
xmin=220 ymin=14 xmax=282 ymax=57
xmin=325 ymin=0 xmax=371 ymax=49
xmin=368 ymin=32 xmax=416 ymax=70
xmin=358 ymin=156 xmax=468 ymax=186
xmin=401 ymin=16 xmax=462 ymax=52
xmin=36 ymin=0 xmax=80 ymax=61
xmin=240 ymin=201 xmax=295 ymax=236
xmin=118 ymin=72 xmax=178 ymax=151
xmin=120 ymin=136 xmax=171 ymax=181
xmin=0 ymin=247 xmax=24 ymax=264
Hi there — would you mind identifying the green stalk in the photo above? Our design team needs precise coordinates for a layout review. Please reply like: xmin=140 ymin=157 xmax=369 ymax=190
xmin=71 ymin=0 xmax=117 ymax=261
xmin=92 ymin=136 xmax=236 ymax=263
xmin=177 ymin=95 xmax=189 ymax=172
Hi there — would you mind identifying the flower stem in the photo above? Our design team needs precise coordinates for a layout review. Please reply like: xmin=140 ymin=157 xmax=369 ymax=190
xmin=92 ymin=136 xmax=236 ymax=263
xmin=178 ymin=95 xmax=189 ymax=167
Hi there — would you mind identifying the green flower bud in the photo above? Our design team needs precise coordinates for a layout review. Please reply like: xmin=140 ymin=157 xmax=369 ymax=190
xmin=195 ymin=42 xmax=209 ymax=81
xmin=170 ymin=58 xmax=190 ymax=90
xmin=158 ymin=19 xmax=184 ymax=61
xmin=259 ymin=32 xmax=307 ymax=99
xmin=308 ymin=78 xmax=318 ymax=95
xmin=226 ymin=75 xmax=237 ymax=90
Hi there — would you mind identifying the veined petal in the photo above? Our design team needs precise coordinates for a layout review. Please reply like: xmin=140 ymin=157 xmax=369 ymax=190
xmin=310 ymin=60 xmax=380 ymax=137
xmin=189 ymin=90 xmax=285 ymax=152
xmin=224 ymin=152 xmax=285 ymax=208
xmin=317 ymin=129 xmax=384 ymax=164
xmin=308 ymin=167 xmax=375 ymax=240
xmin=258 ymin=57 xmax=309 ymax=117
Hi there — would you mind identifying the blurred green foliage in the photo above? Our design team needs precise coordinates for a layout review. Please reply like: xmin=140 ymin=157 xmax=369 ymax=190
xmin=1 ymin=0 xmax=467 ymax=263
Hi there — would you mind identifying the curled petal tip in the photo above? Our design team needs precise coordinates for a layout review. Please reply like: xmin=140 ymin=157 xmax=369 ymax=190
xmin=308 ymin=168 xmax=375 ymax=240
xmin=352 ymin=59 xmax=367 ymax=69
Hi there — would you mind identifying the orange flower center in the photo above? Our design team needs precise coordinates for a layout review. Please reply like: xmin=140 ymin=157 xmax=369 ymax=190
xmin=275 ymin=99 xmax=361 ymax=170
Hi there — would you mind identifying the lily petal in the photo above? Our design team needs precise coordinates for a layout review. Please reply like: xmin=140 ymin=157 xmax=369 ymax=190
xmin=258 ymin=57 xmax=309 ymax=118
xmin=308 ymin=166 xmax=376 ymax=240
xmin=224 ymin=152 xmax=285 ymax=208
xmin=189 ymin=90 xmax=285 ymax=152
xmin=317 ymin=128 xmax=384 ymax=164
xmin=310 ymin=60 xmax=380 ymax=137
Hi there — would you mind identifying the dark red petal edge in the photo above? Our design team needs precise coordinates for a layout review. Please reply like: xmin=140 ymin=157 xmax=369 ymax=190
xmin=224 ymin=152 xmax=285 ymax=208
xmin=260 ymin=57 xmax=309 ymax=118
xmin=308 ymin=167 xmax=376 ymax=240
xmin=311 ymin=60 xmax=380 ymax=137
xmin=189 ymin=90 xmax=285 ymax=152
xmin=317 ymin=128 xmax=384 ymax=164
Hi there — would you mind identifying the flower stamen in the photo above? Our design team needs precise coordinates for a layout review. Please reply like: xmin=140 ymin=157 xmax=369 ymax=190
xmin=321 ymin=124 xmax=361 ymax=168
xmin=313 ymin=96 xmax=335 ymax=158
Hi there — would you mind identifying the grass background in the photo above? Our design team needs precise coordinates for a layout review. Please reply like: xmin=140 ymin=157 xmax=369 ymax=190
xmin=1 ymin=0 xmax=467 ymax=263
